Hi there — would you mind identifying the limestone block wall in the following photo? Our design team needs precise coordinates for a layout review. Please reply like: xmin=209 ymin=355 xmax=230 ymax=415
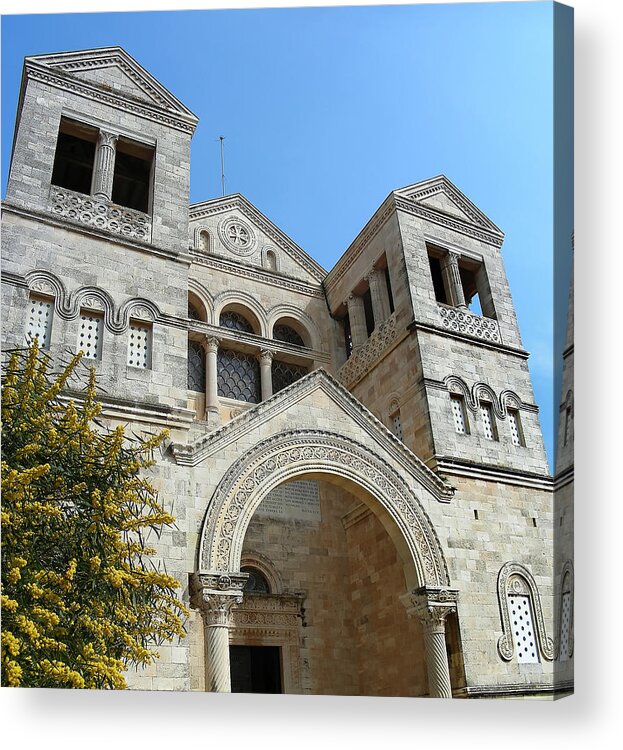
xmin=1 ymin=212 xmax=191 ymax=411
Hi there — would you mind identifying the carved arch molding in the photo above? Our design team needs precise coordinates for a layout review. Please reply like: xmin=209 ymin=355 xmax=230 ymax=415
xmin=198 ymin=429 xmax=449 ymax=588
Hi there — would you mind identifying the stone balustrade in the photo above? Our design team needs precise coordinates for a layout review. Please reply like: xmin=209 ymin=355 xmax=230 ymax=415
xmin=48 ymin=186 xmax=152 ymax=242
xmin=337 ymin=312 xmax=398 ymax=387
xmin=438 ymin=304 xmax=501 ymax=344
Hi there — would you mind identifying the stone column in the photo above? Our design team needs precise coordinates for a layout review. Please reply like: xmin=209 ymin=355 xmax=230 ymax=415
xmin=191 ymin=572 xmax=248 ymax=693
xmin=259 ymin=349 xmax=274 ymax=401
xmin=401 ymin=587 xmax=459 ymax=699
xmin=92 ymin=130 xmax=118 ymax=201
xmin=441 ymin=251 xmax=467 ymax=309
xmin=365 ymin=267 xmax=391 ymax=329
xmin=345 ymin=293 xmax=368 ymax=350
xmin=204 ymin=336 xmax=220 ymax=420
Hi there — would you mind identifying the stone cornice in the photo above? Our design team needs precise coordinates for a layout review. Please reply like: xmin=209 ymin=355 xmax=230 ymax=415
xmin=170 ymin=368 xmax=455 ymax=503
xmin=430 ymin=456 xmax=553 ymax=490
xmin=189 ymin=249 xmax=324 ymax=298
xmin=190 ymin=194 xmax=326 ymax=282
xmin=553 ymin=464 xmax=574 ymax=491
xmin=24 ymin=56 xmax=197 ymax=134
xmin=457 ymin=681 xmax=573 ymax=698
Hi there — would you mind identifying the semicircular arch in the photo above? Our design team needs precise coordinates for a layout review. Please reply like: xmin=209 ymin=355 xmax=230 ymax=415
xmin=214 ymin=291 xmax=268 ymax=337
xmin=198 ymin=430 xmax=449 ymax=590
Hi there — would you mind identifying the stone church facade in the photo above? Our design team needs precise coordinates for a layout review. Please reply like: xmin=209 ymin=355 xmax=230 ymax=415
xmin=1 ymin=47 xmax=573 ymax=698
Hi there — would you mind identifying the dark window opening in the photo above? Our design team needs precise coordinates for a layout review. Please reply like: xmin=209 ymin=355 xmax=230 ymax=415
xmin=51 ymin=119 xmax=97 ymax=195
xmin=342 ymin=314 xmax=353 ymax=358
xmin=272 ymin=359 xmax=308 ymax=394
xmin=273 ymin=324 xmax=305 ymax=347
xmin=230 ymin=646 xmax=282 ymax=694
xmin=384 ymin=266 xmax=395 ymax=314
xmin=362 ymin=288 xmax=375 ymax=337
xmin=111 ymin=138 xmax=153 ymax=213
xmin=428 ymin=254 xmax=448 ymax=304
xmin=241 ymin=566 xmax=271 ymax=594
xmin=187 ymin=340 xmax=205 ymax=391
xmin=217 ymin=348 xmax=261 ymax=403
xmin=459 ymin=265 xmax=483 ymax=315
xmin=219 ymin=310 xmax=255 ymax=334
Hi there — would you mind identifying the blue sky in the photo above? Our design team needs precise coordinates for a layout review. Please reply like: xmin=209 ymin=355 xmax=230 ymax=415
xmin=1 ymin=2 xmax=573 ymax=469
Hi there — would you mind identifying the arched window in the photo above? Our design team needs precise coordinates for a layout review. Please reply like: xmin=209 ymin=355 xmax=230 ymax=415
xmin=217 ymin=348 xmax=260 ymax=403
xmin=188 ymin=301 xmax=203 ymax=321
xmin=219 ymin=310 xmax=255 ymax=334
xmin=497 ymin=562 xmax=554 ymax=664
xmin=558 ymin=562 xmax=574 ymax=661
xmin=187 ymin=340 xmax=205 ymax=392
xmin=241 ymin=566 xmax=271 ymax=594
xmin=198 ymin=230 xmax=210 ymax=253
xmin=265 ymin=250 xmax=277 ymax=271
xmin=273 ymin=323 xmax=305 ymax=347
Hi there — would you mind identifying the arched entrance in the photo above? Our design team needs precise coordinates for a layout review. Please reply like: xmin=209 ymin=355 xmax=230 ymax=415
xmin=192 ymin=430 xmax=459 ymax=697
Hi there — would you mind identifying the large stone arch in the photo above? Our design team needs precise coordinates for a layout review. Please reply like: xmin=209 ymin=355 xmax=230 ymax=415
xmin=198 ymin=429 xmax=450 ymax=589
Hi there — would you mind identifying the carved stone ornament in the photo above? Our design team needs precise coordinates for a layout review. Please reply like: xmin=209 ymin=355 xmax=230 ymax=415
xmin=401 ymin=586 xmax=459 ymax=631
xmin=496 ymin=562 xmax=554 ymax=662
xmin=218 ymin=217 xmax=257 ymax=256
xmin=443 ymin=375 xmax=523 ymax=419
xmin=48 ymin=185 xmax=152 ymax=242
xmin=337 ymin=312 xmax=399 ymax=388
xmin=190 ymin=571 xmax=249 ymax=626
xmin=198 ymin=429 xmax=450 ymax=588
xmin=438 ymin=304 xmax=501 ymax=344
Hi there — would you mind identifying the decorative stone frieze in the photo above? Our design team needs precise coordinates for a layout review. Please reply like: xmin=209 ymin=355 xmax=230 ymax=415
xmin=438 ymin=304 xmax=501 ymax=343
xmin=49 ymin=186 xmax=152 ymax=242
xmin=337 ymin=312 xmax=398 ymax=387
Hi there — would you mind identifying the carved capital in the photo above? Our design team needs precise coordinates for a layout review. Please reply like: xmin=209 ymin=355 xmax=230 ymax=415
xmin=364 ymin=267 xmax=378 ymax=283
xmin=401 ymin=586 xmax=459 ymax=631
xmin=258 ymin=349 xmax=274 ymax=366
xmin=190 ymin=571 xmax=248 ymax=626
xmin=97 ymin=130 xmax=119 ymax=149
xmin=205 ymin=336 xmax=220 ymax=354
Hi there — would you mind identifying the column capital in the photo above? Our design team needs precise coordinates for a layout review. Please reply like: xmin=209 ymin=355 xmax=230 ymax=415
xmin=364 ymin=266 xmax=378 ymax=282
xmin=258 ymin=348 xmax=274 ymax=365
xmin=401 ymin=586 xmax=459 ymax=630
xmin=97 ymin=130 xmax=119 ymax=148
xmin=190 ymin=571 xmax=248 ymax=626
xmin=205 ymin=335 xmax=220 ymax=353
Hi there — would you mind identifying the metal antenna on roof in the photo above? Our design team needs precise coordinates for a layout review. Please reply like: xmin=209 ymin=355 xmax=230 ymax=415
xmin=219 ymin=136 xmax=225 ymax=197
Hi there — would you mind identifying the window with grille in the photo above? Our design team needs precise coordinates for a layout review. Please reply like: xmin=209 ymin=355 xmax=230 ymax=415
xmin=450 ymin=395 xmax=468 ymax=434
xmin=187 ymin=340 xmax=205 ymax=392
xmin=127 ymin=321 xmax=151 ymax=368
xmin=217 ymin=348 xmax=260 ymax=403
xmin=273 ymin=324 xmax=304 ymax=347
xmin=391 ymin=411 xmax=403 ymax=440
xmin=272 ymin=359 xmax=308 ymax=394
xmin=479 ymin=401 xmax=497 ymax=440
xmin=508 ymin=409 xmax=524 ymax=446
xmin=559 ymin=591 xmax=571 ymax=661
xmin=219 ymin=310 xmax=255 ymax=333
xmin=241 ymin=566 xmax=270 ymax=594
xmin=78 ymin=311 xmax=103 ymax=359
xmin=508 ymin=594 xmax=539 ymax=664
xmin=25 ymin=295 xmax=53 ymax=349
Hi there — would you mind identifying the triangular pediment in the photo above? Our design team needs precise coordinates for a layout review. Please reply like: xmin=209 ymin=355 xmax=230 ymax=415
xmin=394 ymin=175 xmax=503 ymax=238
xmin=25 ymin=47 xmax=197 ymax=121
xmin=171 ymin=369 xmax=454 ymax=502
xmin=189 ymin=194 xmax=326 ymax=284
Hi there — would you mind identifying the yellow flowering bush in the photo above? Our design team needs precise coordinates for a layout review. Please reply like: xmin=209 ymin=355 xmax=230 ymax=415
xmin=1 ymin=341 xmax=188 ymax=688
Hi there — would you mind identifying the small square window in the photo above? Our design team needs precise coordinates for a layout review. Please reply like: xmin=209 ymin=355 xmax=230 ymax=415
xmin=128 ymin=321 xmax=152 ymax=369
xmin=25 ymin=295 xmax=54 ymax=349
xmin=450 ymin=395 xmax=468 ymax=435
xmin=508 ymin=409 xmax=524 ymax=447
xmin=78 ymin=311 xmax=104 ymax=360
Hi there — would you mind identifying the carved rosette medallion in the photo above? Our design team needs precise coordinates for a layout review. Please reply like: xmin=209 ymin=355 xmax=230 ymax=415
xmin=218 ymin=217 xmax=257 ymax=256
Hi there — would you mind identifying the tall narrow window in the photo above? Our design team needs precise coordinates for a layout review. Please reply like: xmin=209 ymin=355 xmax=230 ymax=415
xmin=198 ymin=230 xmax=210 ymax=253
xmin=25 ymin=295 xmax=53 ymax=349
xmin=265 ymin=250 xmax=277 ymax=271
xmin=188 ymin=340 xmax=205 ymax=392
xmin=342 ymin=314 xmax=353 ymax=359
xmin=127 ymin=321 xmax=151 ymax=369
xmin=479 ymin=401 xmax=498 ymax=441
xmin=78 ymin=311 xmax=103 ymax=360
xmin=391 ymin=410 xmax=403 ymax=441
xmin=563 ymin=404 xmax=572 ymax=447
xmin=508 ymin=409 xmax=524 ymax=446
xmin=508 ymin=594 xmax=539 ymax=664
xmin=428 ymin=252 xmax=448 ymax=304
xmin=384 ymin=267 xmax=395 ymax=314
xmin=450 ymin=395 xmax=468 ymax=435
xmin=111 ymin=137 xmax=154 ymax=213
xmin=559 ymin=590 xmax=571 ymax=661
xmin=362 ymin=287 xmax=375 ymax=337
xmin=51 ymin=118 xmax=98 ymax=195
